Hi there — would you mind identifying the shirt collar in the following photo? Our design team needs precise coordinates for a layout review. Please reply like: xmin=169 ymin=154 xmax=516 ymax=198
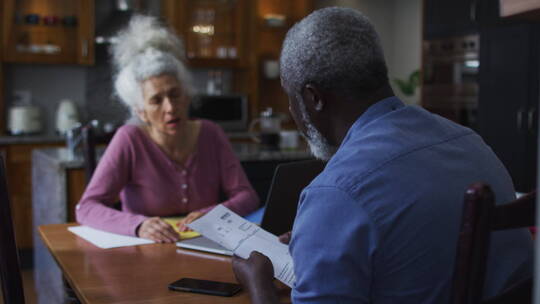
xmin=342 ymin=96 xmax=405 ymax=144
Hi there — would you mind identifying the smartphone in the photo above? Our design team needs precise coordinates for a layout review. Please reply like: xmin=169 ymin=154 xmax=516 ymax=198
xmin=168 ymin=278 xmax=242 ymax=297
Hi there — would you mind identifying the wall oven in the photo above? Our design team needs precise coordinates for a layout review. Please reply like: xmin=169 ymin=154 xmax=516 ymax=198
xmin=422 ymin=34 xmax=479 ymax=129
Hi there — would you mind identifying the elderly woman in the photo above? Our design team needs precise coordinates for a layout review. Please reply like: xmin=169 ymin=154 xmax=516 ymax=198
xmin=76 ymin=15 xmax=259 ymax=243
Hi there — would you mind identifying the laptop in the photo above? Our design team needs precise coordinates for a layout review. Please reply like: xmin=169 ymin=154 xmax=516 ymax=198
xmin=177 ymin=159 xmax=325 ymax=255
xmin=177 ymin=235 xmax=233 ymax=256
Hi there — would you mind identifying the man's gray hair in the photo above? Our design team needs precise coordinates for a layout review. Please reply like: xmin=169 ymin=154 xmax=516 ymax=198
xmin=280 ymin=7 xmax=388 ymax=99
xmin=110 ymin=15 xmax=194 ymax=124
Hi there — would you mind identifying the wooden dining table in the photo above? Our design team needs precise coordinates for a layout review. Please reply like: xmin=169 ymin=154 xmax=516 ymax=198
xmin=38 ymin=223 xmax=291 ymax=304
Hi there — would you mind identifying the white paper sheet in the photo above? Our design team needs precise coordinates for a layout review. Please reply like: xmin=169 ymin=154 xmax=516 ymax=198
xmin=68 ymin=226 xmax=154 ymax=249
xmin=188 ymin=205 xmax=295 ymax=287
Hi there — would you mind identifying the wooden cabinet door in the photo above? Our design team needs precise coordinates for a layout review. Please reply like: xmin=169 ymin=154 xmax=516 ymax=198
xmin=255 ymin=0 xmax=314 ymax=121
xmin=6 ymin=144 xmax=37 ymax=250
xmin=4 ymin=144 xmax=61 ymax=250
xmin=478 ymin=23 xmax=539 ymax=192
xmin=76 ymin=0 xmax=94 ymax=65
xmin=424 ymin=0 xmax=478 ymax=39
xmin=161 ymin=0 xmax=314 ymax=123
xmin=162 ymin=0 xmax=248 ymax=68
xmin=2 ymin=0 xmax=94 ymax=65
xmin=0 ymin=2 xmax=4 ymax=136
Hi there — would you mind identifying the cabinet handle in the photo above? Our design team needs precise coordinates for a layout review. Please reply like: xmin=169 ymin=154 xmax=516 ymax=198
xmin=82 ymin=40 xmax=88 ymax=57
xmin=517 ymin=108 xmax=525 ymax=131
xmin=470 ymin=0 xmax=478 ymax=22
xmin=528 ymin=108 xmax=537 ymax=131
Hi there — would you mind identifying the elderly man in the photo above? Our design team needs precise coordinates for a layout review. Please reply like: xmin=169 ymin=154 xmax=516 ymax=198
xmin=233 ymin=7 xmax=533 ymax=304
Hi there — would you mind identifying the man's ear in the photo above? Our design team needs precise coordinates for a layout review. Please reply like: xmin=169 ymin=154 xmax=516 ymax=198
xmin=302 ymin=83 xmax=325 ymax=112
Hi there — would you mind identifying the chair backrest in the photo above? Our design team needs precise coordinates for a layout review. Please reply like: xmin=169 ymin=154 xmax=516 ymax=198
xmin=451 ymin=182 xmax=535 ymax=304
xmin=81 ymin=126 xmax=121 ymax=211
xmin=81 ymin=125 xmax=97 ymax=184
xmin=261 ymin=159 xmax=326 ymax=235
xmin=0 ymin=156 xmax=26 ymax=304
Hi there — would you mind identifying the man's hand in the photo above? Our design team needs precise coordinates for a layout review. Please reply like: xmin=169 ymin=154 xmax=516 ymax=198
xmin=232 ymin=252 xmax=281 ymax=304
xmin=278 ymin=231 xmax=292 ymax=244
xmin=137 ymin=217 xmax=179 ymax=243
xmin=177 ymin=211 xmax=205 ymax=232
xmin=233 ymin=251 xmax=274 ymax=286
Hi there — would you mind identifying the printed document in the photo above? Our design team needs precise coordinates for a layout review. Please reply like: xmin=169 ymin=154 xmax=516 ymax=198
xmin=188 ymin=205 xmax=295 ymax=287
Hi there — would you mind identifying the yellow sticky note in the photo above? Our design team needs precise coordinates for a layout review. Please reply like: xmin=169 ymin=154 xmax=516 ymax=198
xmin=162 ymin=217 xmax=201 ymax=240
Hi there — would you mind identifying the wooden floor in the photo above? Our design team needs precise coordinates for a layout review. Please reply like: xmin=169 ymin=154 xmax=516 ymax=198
xmin=0 ymin=271 xmax=36 ymax=304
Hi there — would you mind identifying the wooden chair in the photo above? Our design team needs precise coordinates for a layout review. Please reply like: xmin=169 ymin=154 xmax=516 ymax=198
xmin=81 ymin=125 xmax=97 ymax=184
xmin=81 ymin=125 xmax=121 ymax=213
xmin=0 ymin=155 xmax=26 ymax=304
xmin=66 ymin=127 xmax=98 ymax=304
xmin=451 ymin=182 xmax=535 ymax=304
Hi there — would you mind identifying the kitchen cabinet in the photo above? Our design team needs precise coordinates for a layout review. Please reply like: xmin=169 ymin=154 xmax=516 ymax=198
xmin=424 ymin=0 xmax=479 ymax=39
xmin=1 ymin=142 xmax=62 ymax=267
xmin=162 ymin=0 xmax=313 ymax=122
xmin=162 ymin=0 xmax=249 ymax=67
xmin=162 ymin=0 xmax=254 ymax=117
xmin=1 ymin=0 xmax=94 ymax=65
xmin=477 ymin=12 xmax=539 ymax=192
xmin=66 ymin=168 xmax=86 ymax=222
xmin=255 ymin=0 xmax=314 ymax=121
xmin=0 ymin=3 xmax=4 ymax=135
xmin=0 ymin=64 xmax=4 ymax=137
xmin=422 ymin=0 xmax=539 ymax=191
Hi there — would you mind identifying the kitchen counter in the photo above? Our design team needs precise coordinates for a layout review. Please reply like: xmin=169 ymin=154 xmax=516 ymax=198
xmin=0 ymin=134 xmax=64 ymax=145
xmin=0 ymin=129 xmax=257 ymax=145
xmin=33 ymin=142 xmax=312 ymax=169
xmin=0 ymin=132 xmax=264 ymax=145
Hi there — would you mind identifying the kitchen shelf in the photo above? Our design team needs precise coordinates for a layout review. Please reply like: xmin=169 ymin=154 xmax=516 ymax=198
xmin=2 ymin=0 xmax=94 ymax=65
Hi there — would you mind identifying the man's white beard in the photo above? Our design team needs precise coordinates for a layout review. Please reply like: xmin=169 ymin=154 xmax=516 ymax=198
xmin=297 ymin=100 xmax=337 ymax=161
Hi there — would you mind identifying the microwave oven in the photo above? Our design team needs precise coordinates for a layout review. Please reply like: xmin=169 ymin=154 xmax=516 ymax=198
xmin=189 ymin=94 xmax=248 ymax=132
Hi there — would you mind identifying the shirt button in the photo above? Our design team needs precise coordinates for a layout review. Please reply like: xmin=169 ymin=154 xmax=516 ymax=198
xmin=182 ymin=198 xmax=188 ymax=203
xmin=181 ymin=184 xmax=188 ymax=189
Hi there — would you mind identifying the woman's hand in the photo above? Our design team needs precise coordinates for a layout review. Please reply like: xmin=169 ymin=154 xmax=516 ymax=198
xmin=177 ymin=211 xmax=206 ymax=232
xmin=137 ymin=217 xmax=179 ymax=243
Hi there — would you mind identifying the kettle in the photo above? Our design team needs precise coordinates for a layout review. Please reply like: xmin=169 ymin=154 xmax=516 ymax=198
xmin=249 ymin=107 xmax=285 ymax=150
xmin=7 ymin=91 xmax=42 ymax=135
xmin=56 ymin=99 xmax=80 ymax=135
xmin=8 ymin=105 xmax=42 ymax=135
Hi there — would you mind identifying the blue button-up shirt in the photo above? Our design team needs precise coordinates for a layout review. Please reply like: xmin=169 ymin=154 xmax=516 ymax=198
xmin=290 ymin=97 xmax=533 ymax=304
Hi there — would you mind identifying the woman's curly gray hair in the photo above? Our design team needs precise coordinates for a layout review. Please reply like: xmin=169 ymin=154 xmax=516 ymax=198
xmin=110 ymin=15 xmax=194 ymax=123
xmin=280 ymin=7 xmax=388 ymax=100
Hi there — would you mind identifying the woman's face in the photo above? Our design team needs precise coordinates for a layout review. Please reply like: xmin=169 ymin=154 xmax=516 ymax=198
xmin=139 ymin=74 xmax=190 ymax=136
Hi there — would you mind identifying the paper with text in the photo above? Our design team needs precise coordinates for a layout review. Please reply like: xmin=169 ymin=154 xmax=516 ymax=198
xmin=188 ymin=205 xmax=295 ymax=287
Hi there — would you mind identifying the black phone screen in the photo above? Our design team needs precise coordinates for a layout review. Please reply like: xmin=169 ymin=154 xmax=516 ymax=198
xmin=168 ymin=278 xmax=242 ymax=297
